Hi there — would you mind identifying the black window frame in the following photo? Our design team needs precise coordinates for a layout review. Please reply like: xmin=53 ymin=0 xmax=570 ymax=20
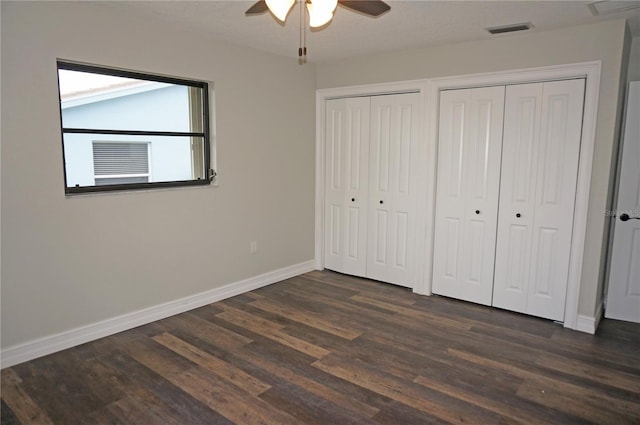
xmin=57 ymin=60 xmax=212 ymax=195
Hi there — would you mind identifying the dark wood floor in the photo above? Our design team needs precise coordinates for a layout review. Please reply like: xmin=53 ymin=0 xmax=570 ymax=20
xmin=2 ymin=270 xmax=639 ymax=424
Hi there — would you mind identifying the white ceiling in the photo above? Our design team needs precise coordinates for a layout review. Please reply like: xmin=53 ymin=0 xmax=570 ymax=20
xmin=102 ymin=0 xmax=640 ymax=63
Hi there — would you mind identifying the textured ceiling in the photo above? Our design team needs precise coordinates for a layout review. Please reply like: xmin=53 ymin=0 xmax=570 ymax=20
xmin=101 ymin=0 xmax=640 ymax=63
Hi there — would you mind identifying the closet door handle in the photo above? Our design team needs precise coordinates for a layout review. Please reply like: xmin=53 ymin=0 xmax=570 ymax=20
xmin=475 ymin=210 xmax=480 ymax=215
xmin=620 ymin=213 xmax=640 ymax=221
xmin=380 ymin=200 xmax=384 ymax=204
xmin=351 ymin=198 xmax=355 ymax=202
xmin=516 ymin=213 xmax=521 ymax=218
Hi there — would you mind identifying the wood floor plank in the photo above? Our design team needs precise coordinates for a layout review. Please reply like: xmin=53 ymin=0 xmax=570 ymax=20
xmin=257 ymin=383 xmax=373 ymax=425
xmin=552 ymin=318 xmax=640 ymax=362
xmin=283 ymin=285 xmax=481 ymax=345
xmin=215 ymin=304 xmax=331 ymax=359
xmin=283 ymin=323 xmax=433 ymax=382
xmin=451 ymin=347 xmax=640 ymax=423
xmin=535 ymin=352 xmax=640 ymax=393
xmin=102 ymin=394 xmax=183 ymax=425
xmin=469 ymin=319 xmax=640 ymax=370
xmin=414 ymin=374 xmax=531 ymax=424
xmin=289 ymin=275 xmax=362 ymax=299
xmin=164 ymin=311 xmax=254 ymax=350
xmin=98 ymin=352 xmax=233 ymax=424
xmin=233 ymin=343 xmax=380 ymax=418
xmin=91 ymin=365 xmax=186 ymax=425
xmin=152 ymin=332 xmax=271 ymax=396
xmin=258 ymin=287 xmax=372 ymax=332
xmin=372 ymin=400 xmax=451 ymax=425
xmin=168 ymin=368 xmax=303 ymax=425
xmin=118 ymin=336 xmax=196 ymax=379
xmin=412 ymin=374 xmax=578 ymax=425
xmin=3 ymin=270 xmax=639 ymax=425
xmin=215 ymin=302 xmax=286 ymax=332
xmin=306 ymin=272 xmax=418 ymax=305
xmin=312 ymin=354 xmax=514 ymax=425
xmin=286 ymin=280 xmax=398 ymax=316
xmin=426 ymin=296 xmax=558 ymax=338
xmin=516 ymin=378 xmax=640 ymax=425
xmin=236 ymin=335 xmax=393 ymax=412
xmin=349 ymin=294 xmax=472 ymax=331
xmin=282 ymin=286 xmax=404 ymax=327
xmin=249 ymin=297 xmax=362 ymax=340
xmin=8 ymin=355 xmax=122 ymax=424
xmin=354 ymin=312 xmax=543 ymax=372
xmin=1 ymin=400 xmax=23 ymax=425
xmin=0 ymin=369 xmax=54 ymax=425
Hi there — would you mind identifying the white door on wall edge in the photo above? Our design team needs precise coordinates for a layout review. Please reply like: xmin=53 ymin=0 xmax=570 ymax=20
xmin=606 ymin=82 xmax=640 ymax=323
xmin=493 ymin=79 xmax=585 ymax=322
xmin=366 ymin=93 xmax=421 ymax=288
xmin=432 ymin=86 xmax=506 ymax=305
xmin=324 ymin=97 xmax=371 ymax=277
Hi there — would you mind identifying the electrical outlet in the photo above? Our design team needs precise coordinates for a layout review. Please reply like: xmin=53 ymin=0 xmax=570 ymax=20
xmin=250 ymin=241 xmax=257 ymax=254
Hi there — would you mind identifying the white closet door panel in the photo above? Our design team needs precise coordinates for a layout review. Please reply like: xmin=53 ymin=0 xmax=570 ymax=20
xmin=346 ymin=206 xmax=361 ymax=259
xmin=443 ymin=217 xmax=461 ymax=279
xmin=372 ymin=209 xmax=386 ymax=258
xmin=433 ymin=90 xmax=470 ymax=296
xmin=462 ymin=88 xmax=506 ymax=300
xmin=503 ymin=223 xmax=530 ymax=309
xmin=367 ymin=93 xmax=420 ymax=287
xmin=433 ymin=86 xmax=505 ymax=304
xmin=493 ymin=83 xmax=543 ymax=312
xmin=527 ymin=79 xmax=585 ymax=321
xmin=494 ymin=80 xmax=584 ymax=321
xmin=327 ymin=204 xmax=342 ymax=257
xmin=324 ymin=97 xmax=371 ymax=276
xmin=325 ymin=102 xmax=345 ymax=271
xmin=437 ymin=90 xmax=469 ymax=214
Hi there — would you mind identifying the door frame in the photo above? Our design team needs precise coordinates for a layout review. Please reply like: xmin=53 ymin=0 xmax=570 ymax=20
xmin=314 ymin=61 xmax=601 ymax=332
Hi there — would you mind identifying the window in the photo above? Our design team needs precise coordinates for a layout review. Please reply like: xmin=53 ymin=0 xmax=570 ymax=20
xmin=57 ymin=61 xmax=213 ymax=194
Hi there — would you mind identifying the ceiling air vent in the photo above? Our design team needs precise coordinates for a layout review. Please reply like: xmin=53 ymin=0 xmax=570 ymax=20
xmin=486 ymin=22 xmax=533 ymax=35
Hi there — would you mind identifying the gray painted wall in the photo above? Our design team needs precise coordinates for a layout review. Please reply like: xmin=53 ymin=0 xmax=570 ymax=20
xmin=1 ymin=1 xmax=316 ymax=349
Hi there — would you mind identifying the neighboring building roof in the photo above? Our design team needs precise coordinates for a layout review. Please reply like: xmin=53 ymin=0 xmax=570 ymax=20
xmin=60 ymin=79 xmax=148 ymax=100
xmin=60 ymin=80 xmax=172 ymax=109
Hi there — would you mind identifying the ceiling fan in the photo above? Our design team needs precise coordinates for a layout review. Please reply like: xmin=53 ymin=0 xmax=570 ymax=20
xmin=245 ymin=0 xmax=391 ymax=60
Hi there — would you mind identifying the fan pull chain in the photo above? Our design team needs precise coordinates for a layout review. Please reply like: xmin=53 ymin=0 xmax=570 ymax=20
xmin=298 ymin=0 xmax=302 ymax=57
xmin=303 ymin=0 xmax=307 ymax=59
xmin=298 ymin=0 xmax=307 ymax=63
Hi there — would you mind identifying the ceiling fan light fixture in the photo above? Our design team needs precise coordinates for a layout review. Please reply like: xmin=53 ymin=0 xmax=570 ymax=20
xmin=265 ymin=0 xmax=295 ymax=21
xmin=244 ymin=0 xmax=390 ymax=59
xmin=307 ymin=0 xmax=338 ymax=27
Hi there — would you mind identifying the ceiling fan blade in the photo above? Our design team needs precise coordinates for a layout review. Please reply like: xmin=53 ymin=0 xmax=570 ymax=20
xmin=338 ymin=0 xmax=390 ymax=17
xmin=245 ymin=0 xmax=269 ymax=15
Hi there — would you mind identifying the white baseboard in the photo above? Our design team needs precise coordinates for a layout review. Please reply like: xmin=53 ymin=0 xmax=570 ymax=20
xmin=1 ymin=260 xmax=315 ymax=369
xmin=575 ymin=300 xmax=604 ymax=334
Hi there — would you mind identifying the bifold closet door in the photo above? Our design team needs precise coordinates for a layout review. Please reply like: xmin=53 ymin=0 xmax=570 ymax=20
xmin=366 ymin=93 xmax=421 ymax=287
xmin=324 ymin=97 xmax=371 ymax=277
xmin=432 ymin=86 xmax=506 ymax=304
xmin=492 ymin=79 xmax=585 ymax=321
